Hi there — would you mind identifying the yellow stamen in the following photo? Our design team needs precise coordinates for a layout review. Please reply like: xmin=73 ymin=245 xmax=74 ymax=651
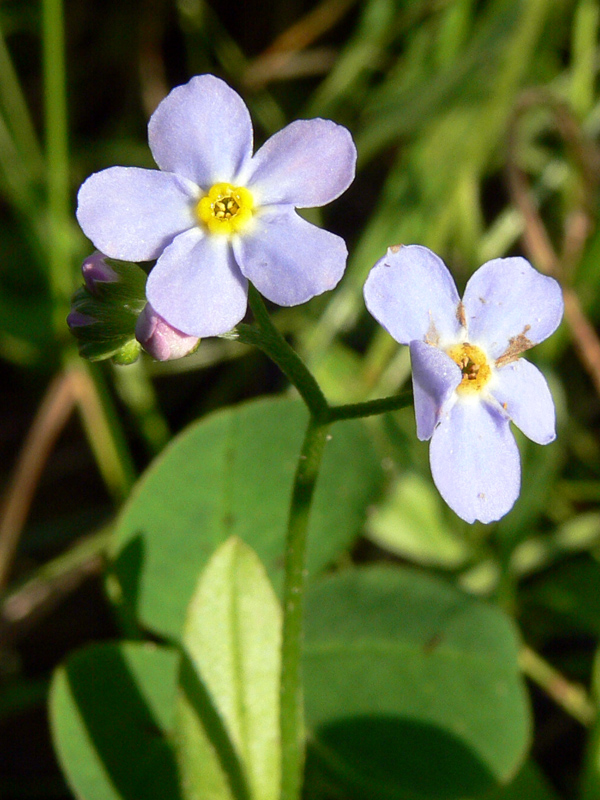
xmin=196 ymin=183 xmax=254 ymax=235
xmin=446 ymin=342 xmax=492 ymax=395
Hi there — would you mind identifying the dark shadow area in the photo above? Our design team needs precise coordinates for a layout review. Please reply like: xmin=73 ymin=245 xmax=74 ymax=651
xmin=1 ymin=575 xmax=118 ymax=800
xmin=110 ymin=532 xmax=145 ymax=631
xmin=65 ymin=642 xmax=181 ymax=800
xmin=311 ymin=714 xmax=497 ymax=800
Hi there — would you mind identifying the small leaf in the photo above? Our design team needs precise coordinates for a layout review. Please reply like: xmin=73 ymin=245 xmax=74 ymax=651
xmin=366 ymin=472 xmax=471 ymax=567
xmin=49 ymin=642 xmax=180 ymax=800
xmin=177 ymin=537 xmax=281 ymax=800
xmin=304 ymin=566 xmax=531 ymax=800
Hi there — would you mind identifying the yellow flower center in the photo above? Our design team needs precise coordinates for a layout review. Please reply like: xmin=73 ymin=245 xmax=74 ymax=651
xmin=446 ymin=342 xmax=492 ymax=395
xmin=196 ymin=183 xmax=254 ymax=235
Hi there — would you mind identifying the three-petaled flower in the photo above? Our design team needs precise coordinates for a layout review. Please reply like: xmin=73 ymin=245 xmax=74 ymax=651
xmin=364 ymin=245 xmax=564 ymax=523
xmin=76 ymin=74 xmax=357 ymax=337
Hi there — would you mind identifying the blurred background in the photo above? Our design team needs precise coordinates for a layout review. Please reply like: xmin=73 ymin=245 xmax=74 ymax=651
xmin=1 ymin=0 xmax=600 ymax=797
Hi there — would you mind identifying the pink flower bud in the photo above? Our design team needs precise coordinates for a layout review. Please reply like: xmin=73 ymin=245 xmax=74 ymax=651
xmin=135 ymin=303 xmax=200 ymax=361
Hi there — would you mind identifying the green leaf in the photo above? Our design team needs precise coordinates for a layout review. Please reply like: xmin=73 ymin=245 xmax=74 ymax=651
xmin=49 ymin=642 xmax=181 ymax=800
xmin=303 ymin=566 xmax=531 ymax=800
xmin=366 ymin=472 xmax=471 ymax=568
xmin=177 ymin=537 xmax=281 ymax=800
xmin=111 ymin=396 xmax=382 ymax=642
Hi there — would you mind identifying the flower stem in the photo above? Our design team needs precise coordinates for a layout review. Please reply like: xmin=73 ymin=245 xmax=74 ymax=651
xmin=520 ymin=644 xmax=595 ymax=727
xmin=279 ymin=416 xmax=330 ymax=800
xmin=237 ymin=288 xmax=415 ymax=800
xmin=235 ymin=316 xmax=413 ymax=424
xmin=245 ymin=286 xmax=329 ymax=420
xmin=329 ymin=390 xmax=413 ymax=421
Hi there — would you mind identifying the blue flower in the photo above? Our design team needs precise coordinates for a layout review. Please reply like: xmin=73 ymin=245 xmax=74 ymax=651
xmin=364 ymin=245 xmax=564 ymax=523
xmin=76 ymin=75 xmax=357 ymax=337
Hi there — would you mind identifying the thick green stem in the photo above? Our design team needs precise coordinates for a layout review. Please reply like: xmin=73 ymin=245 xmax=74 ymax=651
xmin=279 ymin=417 xmax=330 ymax=800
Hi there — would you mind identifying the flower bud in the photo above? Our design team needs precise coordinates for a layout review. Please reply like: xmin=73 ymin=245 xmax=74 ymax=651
xmin=135 ymin=304 xmax=200 ymax=361
xmin=67 ymin=310 xmax=98 ymax=329
xmin=81 ymin=251 xmax=119 ymax=295
xmin=68 ymin=253 xmax=147 ymax=363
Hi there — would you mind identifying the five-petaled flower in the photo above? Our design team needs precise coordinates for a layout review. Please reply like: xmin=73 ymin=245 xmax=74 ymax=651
xmin=364 ymin=245 xmax=564 ymax=523
xmin=76 ymin=74 xmax=357 ymax=338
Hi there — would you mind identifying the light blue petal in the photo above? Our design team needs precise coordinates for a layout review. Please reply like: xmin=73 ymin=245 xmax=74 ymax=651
xmin=363 ymin=245 xmax=462 ymax=345
xmin=429 ymin=398 xmax=521 ymax=524
xmin=146 ymin=229 xmax=248 ymax=337
xmin=233 ymin=206 xmax=347 ymax=306
xmin=462 ymin=257 xmax=564 ymax=359
xmin=241 ymin=119 xmax=356 ymax=207
xmin=77 ymin=167 xmax=196 ymax=261
xmin=410 ymin=340 xmax=462 ymax=441
xmin=148 ymin=75 xmax=253 ymax=187
xmin=490 ymin=358 xmax=556 ymax=445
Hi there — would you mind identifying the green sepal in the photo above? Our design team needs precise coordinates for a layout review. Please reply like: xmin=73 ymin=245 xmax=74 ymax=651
xmin=69 ymin=259 xmax=147 ymax=363
xmin=112 ymin=339 xmax=143 ymax=365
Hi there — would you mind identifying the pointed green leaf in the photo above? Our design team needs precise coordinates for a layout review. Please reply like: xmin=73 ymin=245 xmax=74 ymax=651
xmin=304 ymin=567 xmax=531 ymax=800
xmin=177 ymin=537 xmax=281 ymax=800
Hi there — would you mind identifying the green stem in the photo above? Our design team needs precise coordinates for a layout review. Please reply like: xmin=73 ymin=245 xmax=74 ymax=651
xmin=238 ymin=287 xmax=415 ymax=800
xmin=235 ymin=318 xmax=413 ymax=424
xmin=42 ymin=0 xmax=73 ymax=335
xmin=279 ymin=417 xmax=330 ymax=800
xmin=520 ymin=645 xmax=595 ymax=727
xmin=78 ymin=362 xmax=137 ymax=501
xmin=245 ymin=286 xmax=329 ymax=420
xmin=329 ymin=390 xmax=413 ymax=421
xmin=42 ymin=0 xmax=138 ymax=501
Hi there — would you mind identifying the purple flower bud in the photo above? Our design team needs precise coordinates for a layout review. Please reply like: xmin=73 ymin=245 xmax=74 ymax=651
xmin=68 ymin=254 xmax=147 ymax=363
xmin=67 ymin=310 xmax=98 ymax=329
xmin=135 ymin=303 xmax=200 ymax=361
xmin=81 ymin=251 xmax=119 ymax=295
